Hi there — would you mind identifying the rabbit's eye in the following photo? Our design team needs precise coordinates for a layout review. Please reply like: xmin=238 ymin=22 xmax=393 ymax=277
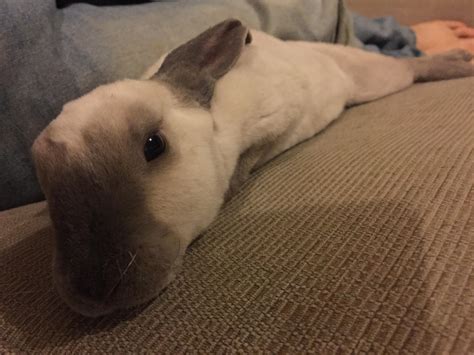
xmin=144 ymin=133 xmax=166 ymax=162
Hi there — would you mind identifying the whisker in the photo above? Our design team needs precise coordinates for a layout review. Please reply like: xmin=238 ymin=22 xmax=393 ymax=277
xmin=115 ymin=259 xmax=122 ymax=274
xmin=122 ymin=251 xmax=137 ymax=278
xmin=172 ymin=238 xmax=181 ymax=266
xmin=105 ymin=251 xmax=137 ymax=300
xmin=104 ymin=237 xmax=182 ymax=300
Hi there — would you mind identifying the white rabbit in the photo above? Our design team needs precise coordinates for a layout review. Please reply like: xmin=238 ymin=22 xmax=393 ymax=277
xmin=32 ymin=19 xmax=474 ymax=317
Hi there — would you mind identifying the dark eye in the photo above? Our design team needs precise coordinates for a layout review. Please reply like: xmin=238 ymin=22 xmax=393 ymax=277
xmin=144 ymin=133 xmax=166 ymax=162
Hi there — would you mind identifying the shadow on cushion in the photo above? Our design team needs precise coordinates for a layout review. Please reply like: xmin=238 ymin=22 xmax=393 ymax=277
xmin=0 ymin=200 xmax=442 ymax=352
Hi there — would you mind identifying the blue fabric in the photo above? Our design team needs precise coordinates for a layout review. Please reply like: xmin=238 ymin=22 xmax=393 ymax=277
xmin=0 ymin=0 xmax=359 ymax=211
xmin=353 ymin=13 xmax=423 ymax=57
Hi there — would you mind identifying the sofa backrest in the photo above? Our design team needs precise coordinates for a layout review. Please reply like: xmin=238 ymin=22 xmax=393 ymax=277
xmin=0 ymin=0 xmax=359 ymax=211
xmin=347 ymin=0 xmax=474 ymax=26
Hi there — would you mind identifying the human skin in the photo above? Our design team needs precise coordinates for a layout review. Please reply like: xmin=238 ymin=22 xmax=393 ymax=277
xmin=412 ymin=21 xmax=474 ymax=57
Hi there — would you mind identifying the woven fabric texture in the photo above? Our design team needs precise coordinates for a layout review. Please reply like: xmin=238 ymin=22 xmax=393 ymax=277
xmin=1 ymin=78 xmax=473 ymax=353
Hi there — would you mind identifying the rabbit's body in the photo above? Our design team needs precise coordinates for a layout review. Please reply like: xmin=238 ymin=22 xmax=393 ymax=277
xmin=148 ymin=29 xmax=472 ymax=194
xmin=185 ymin=31 xmax=414 ymax=193
xmin=32 ymin=20 xmax=474 ymax=317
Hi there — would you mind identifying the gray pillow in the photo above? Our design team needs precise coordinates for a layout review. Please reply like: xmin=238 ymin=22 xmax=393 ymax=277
xmin=0 ymin=0 xmax=359 ymax=211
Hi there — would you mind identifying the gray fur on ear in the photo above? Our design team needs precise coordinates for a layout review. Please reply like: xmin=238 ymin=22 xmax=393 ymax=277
xmin=153 ymin=19 xmax=252 ymax=108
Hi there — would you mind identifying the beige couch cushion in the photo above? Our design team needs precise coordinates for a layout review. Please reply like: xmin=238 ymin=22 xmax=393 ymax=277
xmin=1 ymin=78 xmax=473 ymax=353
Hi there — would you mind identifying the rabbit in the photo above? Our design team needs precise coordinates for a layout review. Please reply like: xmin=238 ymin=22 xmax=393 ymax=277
xmin=32 ymin=19 xmax=474 ymax=317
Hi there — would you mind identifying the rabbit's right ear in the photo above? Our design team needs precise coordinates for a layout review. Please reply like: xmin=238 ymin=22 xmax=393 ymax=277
xmin=153 ymin=19 xmax=252 ymax=108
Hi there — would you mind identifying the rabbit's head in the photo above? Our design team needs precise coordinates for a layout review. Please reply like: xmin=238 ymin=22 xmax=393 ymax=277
xmin=32 ymin=19 xmax=251 ymax=317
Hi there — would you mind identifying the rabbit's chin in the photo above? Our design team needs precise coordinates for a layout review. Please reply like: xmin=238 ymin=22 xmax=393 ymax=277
xmin=59 ymin=289 xmax=163 ymax=318
xmin=57 ymin=285 xmax=166 ymax=318
xmin=54 ymin=269 xmax=176 ymax=318
xmin=52 ymin=246 xmax=181 ymax=318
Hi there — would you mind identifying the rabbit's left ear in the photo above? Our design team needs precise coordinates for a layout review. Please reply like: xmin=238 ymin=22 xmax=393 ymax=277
xmin=153 ymin=19 xmax=252 ymax=108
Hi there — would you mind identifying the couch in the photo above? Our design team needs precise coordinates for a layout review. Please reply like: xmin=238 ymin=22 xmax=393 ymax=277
xmin=0 ymin=0 xmax=358 ymax=211
xmin=1 ymin=1 xmax=473 ymax=353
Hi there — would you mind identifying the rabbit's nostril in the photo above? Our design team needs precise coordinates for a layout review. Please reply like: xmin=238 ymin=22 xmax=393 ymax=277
xmin=74 ymin=272 xmax=109 ymax=303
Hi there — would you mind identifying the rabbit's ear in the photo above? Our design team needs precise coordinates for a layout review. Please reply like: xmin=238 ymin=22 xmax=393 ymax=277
xmin=153 ymin=19 xmax=252 ymax=108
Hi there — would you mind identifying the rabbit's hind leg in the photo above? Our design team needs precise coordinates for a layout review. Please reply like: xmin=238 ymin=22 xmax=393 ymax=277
xmin=408 ymin=49 xmax=474 ymax=82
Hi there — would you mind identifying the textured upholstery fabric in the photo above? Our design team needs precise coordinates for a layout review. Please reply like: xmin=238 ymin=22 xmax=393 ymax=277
xmin=1 ymin=78 xmax=473 ymax=353
xmin=0 ymin=0 xmax=358 ymax=211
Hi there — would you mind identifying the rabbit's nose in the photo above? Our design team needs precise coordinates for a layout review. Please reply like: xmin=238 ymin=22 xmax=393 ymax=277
xmin=55 ymin=277 xmax=116 ymax=318
xmin=53 ymin=254 xmax=135 ymax=317
xmin=74 ymin=271 xmax=113 ymax=303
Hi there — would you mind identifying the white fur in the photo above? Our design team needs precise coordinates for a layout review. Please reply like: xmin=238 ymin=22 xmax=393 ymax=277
xmin=124 ymin=30 xmax=422 ymax=256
